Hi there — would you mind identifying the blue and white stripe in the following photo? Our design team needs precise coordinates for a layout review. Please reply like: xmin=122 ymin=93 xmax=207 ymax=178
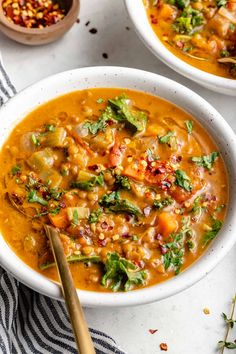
xmin=0 ymin=58 xmax=126 ymax=354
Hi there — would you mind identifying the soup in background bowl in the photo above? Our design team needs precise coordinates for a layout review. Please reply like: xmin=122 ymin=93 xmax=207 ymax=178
xmin=146 ymin=0 xmax=236 ymax=79
xmin=125 ymin=0 xmax=236 ymax=95
xmin=0 ymin=66 xmax=235 ymax=307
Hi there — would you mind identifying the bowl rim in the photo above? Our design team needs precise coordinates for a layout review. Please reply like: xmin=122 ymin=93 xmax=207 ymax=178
xmin=0 ymin=0 xmax=80 ymax=34
xmin=124 ymin=0 xmax=236 ymax=91
xmin=0 ymin=66 xmax=236 ymax=307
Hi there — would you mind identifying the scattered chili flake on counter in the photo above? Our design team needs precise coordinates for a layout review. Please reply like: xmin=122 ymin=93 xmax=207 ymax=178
xmin=149 ymin=329 xmax=158 ymax=334
xmin=160 ymin=342 xmax=168 ymax=351
xmin=2 ymin=0 xmax=66 ymax=28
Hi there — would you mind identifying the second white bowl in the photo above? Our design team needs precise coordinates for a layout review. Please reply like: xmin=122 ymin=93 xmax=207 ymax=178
xmin=125 ymin=0 xmax=236 ymax=96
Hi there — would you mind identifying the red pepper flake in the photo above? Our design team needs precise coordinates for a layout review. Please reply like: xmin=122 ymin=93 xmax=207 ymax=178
xmin=160 ymin=343 xmax=168 ymax=351
xmin=149 ymin=329 xmax=158 ymax=334
xmin=2 ymin=0 xmax=66 ymax=28
xmin=151 ymin=18 xmax=158 ymax=24
xmin=76 ymin=18 xmax=80 ymax=24
xmin=160 ymin=245 xmax=168 ymax=255
xmin=89 ymin=27 xmax=97 ymax=34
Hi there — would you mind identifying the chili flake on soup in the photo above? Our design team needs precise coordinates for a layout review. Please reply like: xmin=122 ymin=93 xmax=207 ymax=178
xmin=146 ymin=0 xmax=236 ymax=79
xmin=0 ymin=89 xmax=228 ymax=292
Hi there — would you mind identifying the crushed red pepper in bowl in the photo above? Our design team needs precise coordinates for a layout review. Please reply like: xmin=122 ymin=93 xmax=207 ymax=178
xmin=2 ymin=0 xmax=65 ymax=28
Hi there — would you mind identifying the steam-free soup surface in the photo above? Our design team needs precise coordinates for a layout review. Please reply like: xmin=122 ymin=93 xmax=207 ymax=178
xmin=146 ymin=0 xmax=236 ymax=79
xmin=0 ymin=88 xmax=227 ymax=292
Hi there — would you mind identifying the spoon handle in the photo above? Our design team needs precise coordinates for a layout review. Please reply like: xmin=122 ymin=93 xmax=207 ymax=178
xmin=44 ymin=225 xmax=96 ymax=354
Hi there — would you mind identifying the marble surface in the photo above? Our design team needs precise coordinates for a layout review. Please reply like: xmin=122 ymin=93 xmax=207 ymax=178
xmin=0 ymin=0 xmax=236 ymax=353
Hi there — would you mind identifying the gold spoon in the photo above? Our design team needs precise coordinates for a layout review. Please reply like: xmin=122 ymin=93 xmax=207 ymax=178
xmin=44 ymin=225 xmax=96 ymax=354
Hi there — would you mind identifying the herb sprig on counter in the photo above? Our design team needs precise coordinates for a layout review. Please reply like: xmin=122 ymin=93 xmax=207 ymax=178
xmin=218 ymin=295 xmax=236 ymax=352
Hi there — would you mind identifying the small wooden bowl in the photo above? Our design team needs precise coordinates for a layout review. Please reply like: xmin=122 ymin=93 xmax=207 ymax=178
xmin=0 ymin=0 xmax=79 ymax=45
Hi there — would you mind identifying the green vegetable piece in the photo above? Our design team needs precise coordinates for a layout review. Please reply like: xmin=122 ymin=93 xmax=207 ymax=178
xmin=153 ymin=197 xmax=173 ymax=209
xmin=40 ymin=254 xmax=101 ymax=270
xmin=49 ymin=206 xmax=61 ymax=216
xmin=191 ymin=152 xmax=219 ymax=170
xmin=175 ymin=169 xmax=192 ymax=192
xmin=185 ymin=120 xmax=193 ymax=134
xmin=203 ymin=218 xmax=222 ymax=245
xmin=88 ymin=208 xmax=103 ymax=224
xmin=28 ymin=190 xmax=48 ymax=206
xmin=158 ymin=131 xmax=174 ymax=144
xmin=96 ymin=98 xmax=104 ymax=104
xmin=115 ymin=175 xmax=131 ymax=190
xmin=11 ymin=165 xmax=21 ymax=175
xmin=27 ymin=148 xmax=54 ymax=171
xmin=71 ymin=172 xmax=104 ymax=191
xmin=44 ymin=127 xmax=67 ymax=147
xmin=108 ymin=95 xmax=147 ymax=133
xmin=222 ymin=312 xmax=236 ymax=329
xmin=101 ymin=252 xmax=147 ymax=291
xmin=229 ymin=23 xmax=235 ymax=32
xmin=99 ymin=191 xmax=141 ymax=216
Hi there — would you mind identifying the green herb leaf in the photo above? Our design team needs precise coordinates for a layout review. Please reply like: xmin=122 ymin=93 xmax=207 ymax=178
xmin=31 ymin=134 xmax=40 ymax=147
xmin=45 ymin=124 xmax=56 ymax=132
xmin=162 ymin=218 xmax=192 ymax=274
xmin=203 ymin=218 xmax=222 ymax=245
xmin=153 ymin=197 xmax=173 ymax=209
xmin=175 ymin=169 xmax=192 ymax=192
xmin=88 ymin=208 xmax=103 ymax=224
xmin=11 ymin=165 xmax=21 ymax=175
xmin=28 ymin=190 xmax=48 ymax=206
xmin=173 ymin=6 xmax=204 ymax=34
xmin=115 ymin=175 xmax=131 ymax=190
xmin=96 ymin=98 xmax=104 ymax=104
xmin=49 ymin=206 xmax=61 ymax=216
xmin=191 ymin=152 xmax=219 ymax=170
xmin=83 ymin=106 xmax=114 ymax=135
xmin=108 ymin=95 xmax=147 ymax=133
xmin=216 ymin=0 xmax=227 ymax=7
xmin=99 ymin=192 xmax=141 ymax=216
xmin=158 ymin=131 xmax=174 ymax=144
xmin=101 ymin=252 xmax=147 ymax=291
xmin=229 ymin=23 xmax=235 ymax=32
xmin=222 ymin=312 xmax=236 ymax=329
xmin=218 ymin=341 xmax=236 ymax=349
xmin=185 ymin=120 xmax=193 ymax=134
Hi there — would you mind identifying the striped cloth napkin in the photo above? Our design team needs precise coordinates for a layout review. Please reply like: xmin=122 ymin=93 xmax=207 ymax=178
xmin=0 ymin=57 xmax=126 ymax=354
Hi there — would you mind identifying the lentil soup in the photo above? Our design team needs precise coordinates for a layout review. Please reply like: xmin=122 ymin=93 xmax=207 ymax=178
xmin=146 ymin=0 xmax=236 ymax=79
xmin=0 ymin=88 xmax=228 ymax=292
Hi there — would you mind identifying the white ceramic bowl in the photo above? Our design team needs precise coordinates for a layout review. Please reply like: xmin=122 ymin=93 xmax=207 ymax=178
xmin=0 ymin=66 xmax=236 ymax=307
xmin=125 ymin=0 xmax=236 ymax=96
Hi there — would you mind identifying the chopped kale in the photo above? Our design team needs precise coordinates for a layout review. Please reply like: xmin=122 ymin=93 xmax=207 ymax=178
xmin=175 ymin=169 xmax=192 ymax=192
xmin=101 ymin=252 xmax=147 ymax=291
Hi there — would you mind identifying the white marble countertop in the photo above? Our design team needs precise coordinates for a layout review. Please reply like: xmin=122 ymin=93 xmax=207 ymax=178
xmin=1 ymin=0 xmax=236 ymax=353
